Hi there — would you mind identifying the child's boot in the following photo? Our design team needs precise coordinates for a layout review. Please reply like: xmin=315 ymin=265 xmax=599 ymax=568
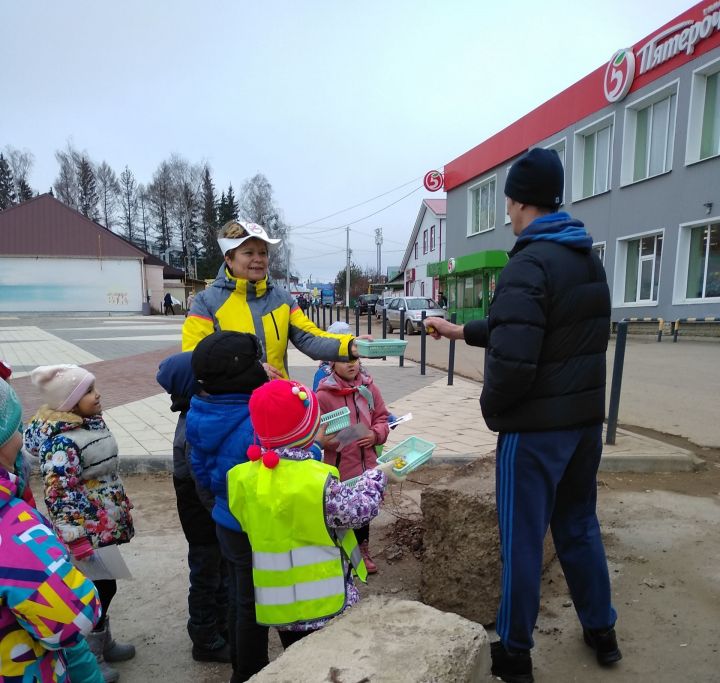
xmin=103 ymin=617 xmax=136 ymax=662
xmin=359 ymin=539 xmax=377 ymax=574
xmin=86 ymin=626 xmax=120 ymax=683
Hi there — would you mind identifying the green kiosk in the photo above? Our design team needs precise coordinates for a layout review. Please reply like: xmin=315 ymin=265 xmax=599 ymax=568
xmin=427 ymin=250 xmax=508 ymax=324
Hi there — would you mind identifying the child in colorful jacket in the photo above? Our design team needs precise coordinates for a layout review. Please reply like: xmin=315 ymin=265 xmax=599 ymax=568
xmin=227 ymin=378 xmax=401 ymax=651
xmin=0 ymin=378 xmax=102 ymax=683
xmin=24 ymin=364 xmax=135 ymax=682
xmin=316 ymin=358 xmax=390 ymax=573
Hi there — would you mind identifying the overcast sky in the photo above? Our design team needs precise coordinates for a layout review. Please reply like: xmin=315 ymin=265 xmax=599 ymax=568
xmin=2 ymin=0 xmax=693 ymax=282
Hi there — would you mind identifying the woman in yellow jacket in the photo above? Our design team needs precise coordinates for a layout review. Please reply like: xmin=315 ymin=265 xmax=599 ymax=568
xmin=182 ymin=221 xmax=357 ymax=376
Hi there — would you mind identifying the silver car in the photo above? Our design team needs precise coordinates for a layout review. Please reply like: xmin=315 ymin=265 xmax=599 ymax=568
xmin=385 ymin=296 xmax=447 ymax=335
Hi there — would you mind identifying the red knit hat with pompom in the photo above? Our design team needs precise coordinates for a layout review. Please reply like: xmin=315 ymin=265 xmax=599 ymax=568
xmin=248 ymin=379 xmax=320 ymax=450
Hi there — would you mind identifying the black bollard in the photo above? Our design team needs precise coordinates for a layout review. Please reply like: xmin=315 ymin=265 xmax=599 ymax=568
xmin=448 ymin=312 xmax=456 ymax=386
xmin=399 ymin=309 xmax=405 ymax=368
xmin=420 ymin=310 xmax=426 ymax=375
xmin=355 ymin=307 xmax=360 ymax=337
xmin=606 ymin=321 xmax=627 ymax=445
xmin=322 ymin=305 xmax=326 ymax=330
xmin=367 ymin=305 xmax=372 ymax=335
xmin=382 ymin=309 xmax=387 ymax=339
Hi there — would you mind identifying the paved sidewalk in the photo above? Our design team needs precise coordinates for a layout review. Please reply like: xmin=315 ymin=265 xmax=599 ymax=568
xmin=1 ymin=315 xmax=697 ymax=473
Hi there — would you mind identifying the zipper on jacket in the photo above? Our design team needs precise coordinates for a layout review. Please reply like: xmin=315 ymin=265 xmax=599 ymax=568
xmin=351 ymin=393 xmax=367 ymax=473
xmin=270 ymin=311 xmax=280 ymax=340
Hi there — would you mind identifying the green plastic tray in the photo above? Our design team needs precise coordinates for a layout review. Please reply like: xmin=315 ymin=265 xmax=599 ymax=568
xmin=319 ymin=406 xmax=350 ymax=434
xmin=343 ymin=436 xmax=436 ymax=486
xmin=377 ymin=436 xmax=436 ymax=476
xmin=355 ymin=338 xmax=408 ymax=358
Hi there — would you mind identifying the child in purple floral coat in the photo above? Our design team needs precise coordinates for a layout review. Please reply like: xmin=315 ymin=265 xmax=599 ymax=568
xmin=24 ymin=364 xmax=135 ymax=682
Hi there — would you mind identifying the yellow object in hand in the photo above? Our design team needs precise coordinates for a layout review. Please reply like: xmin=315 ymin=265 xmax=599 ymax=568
xmin=393 ymin=457 xmax=407 ymax=469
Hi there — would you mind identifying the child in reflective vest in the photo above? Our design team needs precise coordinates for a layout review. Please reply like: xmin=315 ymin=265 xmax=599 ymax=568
xmin=228 ymin=378 xmax=403 ymax=650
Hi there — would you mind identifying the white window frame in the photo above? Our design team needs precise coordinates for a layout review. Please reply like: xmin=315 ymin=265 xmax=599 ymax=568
xmin=503 ymin=165 xmax=512 ymax=225
xmin=572 ymin=113 xmax=615 ymax=202
xmin=673 ymin=216 xmax=720 ymax=304
xmin=613 ymin=229 xmax=664 ymax=308
xmin=621 ymin=80 xmax=678 ymax=186
xmin=592 ymin=241 xmax=606 ymax=266
xmin=467 ymin=174 xmax=497 ymax=236
xmin=544 ymin=138 xmax=567 ymax=206
xmin=686 ymin=55 xmax=720 ymax=165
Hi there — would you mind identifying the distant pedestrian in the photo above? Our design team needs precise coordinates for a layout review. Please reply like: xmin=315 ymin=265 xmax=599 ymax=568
xmin=164 ymin=292 xmax=174 ymax=315
xmin=227 ymin=378 xmax=401 ymax=651
xmin=186 ymin=291 xmax=196 ymax=316
xmin=425 ymin=148 xmax=620 ymax=682
xmin=24 ymin=364 xmax=136 ymax=682
xmin=156 ymin=351 xmax=230 ymax=664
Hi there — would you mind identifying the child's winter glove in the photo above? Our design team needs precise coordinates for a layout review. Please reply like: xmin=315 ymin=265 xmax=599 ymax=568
xmin=375 ymin=460 xmax=407 ymax=484
xmin=68 ymin=537 xmax=94 ymax=561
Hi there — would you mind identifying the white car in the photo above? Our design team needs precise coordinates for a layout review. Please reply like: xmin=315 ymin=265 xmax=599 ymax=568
xmin=385 ymin=296 xmax=447 ymax=335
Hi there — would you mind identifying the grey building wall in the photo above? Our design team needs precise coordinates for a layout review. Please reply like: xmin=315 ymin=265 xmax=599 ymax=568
xmin=446 ymin=44 xmax=720 ymax=323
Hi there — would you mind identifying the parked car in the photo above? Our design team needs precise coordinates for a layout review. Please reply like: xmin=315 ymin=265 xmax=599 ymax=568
xmin=357 ymin=294 xmax=380 ymax=315
xmin=375 ymin=296 xmax=396 ymax=320
xmin=385 ymin=296 xmax=448 ymax=335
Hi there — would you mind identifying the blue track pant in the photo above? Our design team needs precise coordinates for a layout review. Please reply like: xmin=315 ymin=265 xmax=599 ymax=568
xmin=495 ymin=424 xmax=617 ymax=651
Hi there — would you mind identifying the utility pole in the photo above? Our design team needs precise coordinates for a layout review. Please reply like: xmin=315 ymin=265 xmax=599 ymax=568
xmin=285 ymin=228 xmax=291 ymax=291
xmin=345 ymin=225 xmax=351 ymax=307
xmin=375 ymin=227 xmax=383 ymax=282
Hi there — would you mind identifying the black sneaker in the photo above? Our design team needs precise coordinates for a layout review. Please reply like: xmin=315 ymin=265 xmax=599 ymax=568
xmin=192 ymin=640 xmax=231 ymax=663
xmin=583 ymin=627 xmax=622 ymax=665
xmin=490 ymin=641 xmax=534 ymax=683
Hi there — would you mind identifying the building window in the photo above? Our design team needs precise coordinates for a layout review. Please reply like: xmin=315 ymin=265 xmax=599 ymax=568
xmin=593 ymin=242 xmax=606 ymax=265
xmin=468 ymin=175 xmax=496 ymax=235
xmin=621 ymin=233 xmax=663 ymax=303
xmin=504 ymin=165 xmax=512 ymax=224
xmin=685 ymin=222 xmax=720 ymax=299
xmin=622 ymin=86 xmax=677 ymax=185
xmin=420 ymin=281 xmax=425 ymax=296
xmin=687 ymin=58 xmax=720 ymax=164
xmin=430 ymin=225 xmax=435 ymax=251
xmin=423 ymin=229 xmax=428 ymax=254
xmin=414 ymin=242 xmax=418 ymax=260
xmin=573 ymin=116 xmax=613 ymax=201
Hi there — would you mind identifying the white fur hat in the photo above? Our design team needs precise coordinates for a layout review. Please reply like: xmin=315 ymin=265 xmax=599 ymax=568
xmin=217 ymin=221 xmax=281 ymax=256
xmin=30 ymin=364 xmax=96 ymax=412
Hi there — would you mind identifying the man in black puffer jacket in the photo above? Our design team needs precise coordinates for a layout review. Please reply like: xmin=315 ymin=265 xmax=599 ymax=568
xmin=426 ymin=148 xmax=620 ymax=683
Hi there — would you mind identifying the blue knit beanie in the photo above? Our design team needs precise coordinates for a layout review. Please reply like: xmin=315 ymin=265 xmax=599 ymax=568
xmin=0 ymin=380 xmax=22 ymax=448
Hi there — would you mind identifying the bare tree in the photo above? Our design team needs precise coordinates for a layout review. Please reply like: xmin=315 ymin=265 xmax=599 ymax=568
xmin=168 ymin=154 xmax=203 ymax=277
xmin=118 ymin=166 xmax=139 ymax=243
xmin=239 ymin=173 xmax=291 ymax=281
xmin=95 ymin=161 xmax=120 ymax=230
xmin=53 ymin=143 xmax=81 ymax=209
xmin=146 ymin=160 xmax=175 ymax=253
xmin=138 ymin=184 xmax=150 ymax=251
xmin=3 ymin=146 xmax=34 ymax=200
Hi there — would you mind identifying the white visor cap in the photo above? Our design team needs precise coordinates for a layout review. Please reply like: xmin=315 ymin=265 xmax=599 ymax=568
xmin=218 ymin=222 xmax=281 ymax=255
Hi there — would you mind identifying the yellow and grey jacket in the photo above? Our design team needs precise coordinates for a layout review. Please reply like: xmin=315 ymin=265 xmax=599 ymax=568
xmin=227 ymin=457 xmax=367 ymax=626
xmin=182 ymin=265 xmax=354 ymax=377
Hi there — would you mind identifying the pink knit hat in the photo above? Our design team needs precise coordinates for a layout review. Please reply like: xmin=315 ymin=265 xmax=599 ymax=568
xmin=30 ymin=364 xmax=96 ymax=412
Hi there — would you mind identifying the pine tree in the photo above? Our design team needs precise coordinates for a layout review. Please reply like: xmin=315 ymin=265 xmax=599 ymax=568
xmin=0 ymin=154 xmax=16 ymax=209
xmin=77 ymin=156 xmax=99 ymax=220
xmin=198 ymin=166 xmax=222 ymax=278
xmin=217 ymin=191 xmax=227 ymax=225
xmin=16 ymin=178 xmax=33 ymax=202
xmin=225 ymin=183 xmax=239 ymax=221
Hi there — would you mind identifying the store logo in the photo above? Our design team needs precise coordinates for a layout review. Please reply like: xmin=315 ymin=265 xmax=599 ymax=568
xmin=423 ymin=170 xmax=444 ymax=192
xmin=604 ymin=4 xmax=720 ymax=103
xmin=604 ymin=49 xmax=636 ymax=102
xmin=448 ymin=257 xmax=456 ymax=274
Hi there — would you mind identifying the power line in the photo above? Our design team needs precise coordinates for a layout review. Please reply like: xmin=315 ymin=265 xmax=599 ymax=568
xmin=293 ymin=176 xmax=423 ymax=229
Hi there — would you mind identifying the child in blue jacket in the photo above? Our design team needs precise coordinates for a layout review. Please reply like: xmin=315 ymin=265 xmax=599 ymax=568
xmin=185 ymin=331 xmax=269 ymax=683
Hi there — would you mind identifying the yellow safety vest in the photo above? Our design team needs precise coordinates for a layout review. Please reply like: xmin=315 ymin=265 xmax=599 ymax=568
xmin=227 ymin=457 xmax=367 ymax=627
